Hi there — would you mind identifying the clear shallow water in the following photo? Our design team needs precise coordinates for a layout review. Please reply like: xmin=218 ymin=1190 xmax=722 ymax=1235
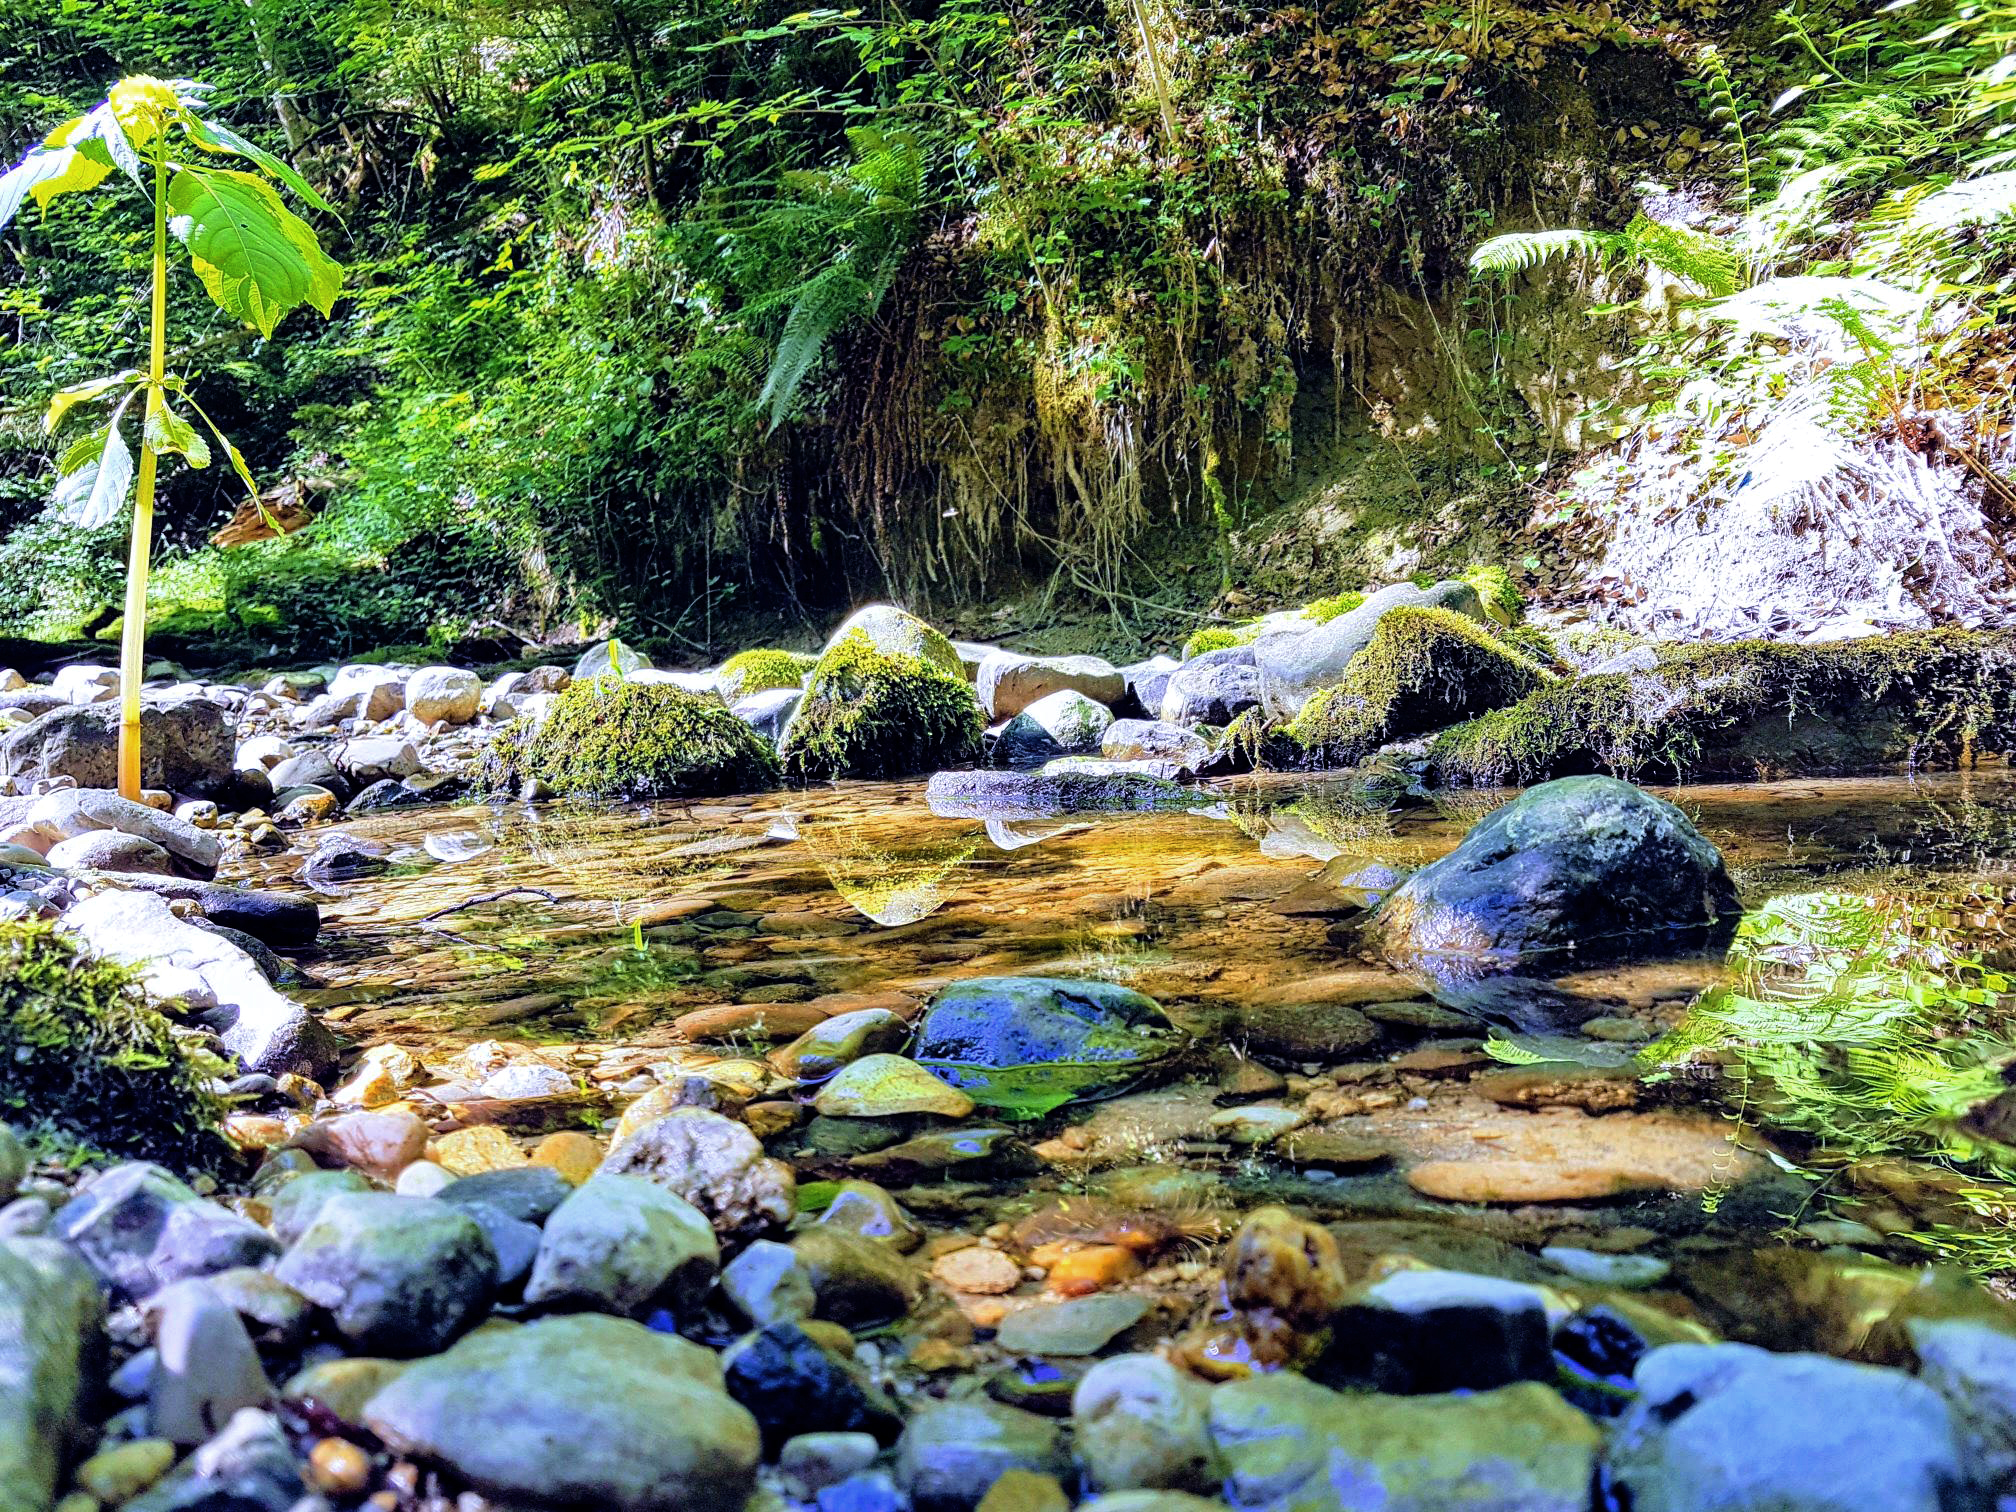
xmin=245 ymin=766 xmax=2016 ymax=1061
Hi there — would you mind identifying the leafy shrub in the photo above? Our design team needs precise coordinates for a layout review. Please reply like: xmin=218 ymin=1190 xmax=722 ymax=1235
xmin=0 ymin=922 xmax=229 ymax=1167
xmin=481 ymin=676 xmax=779 ymax=800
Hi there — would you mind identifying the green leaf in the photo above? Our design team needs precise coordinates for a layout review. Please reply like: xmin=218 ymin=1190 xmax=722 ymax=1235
xmin=56 ymin=428 xmax=106 ymax=476
xmin=176 ymin=390 xmax=259 ymax=500
xmin=144 ymin=403 xmax=210 ymax=468
xmin=65 ymin=421 xmax=134 ymax=528
xmin=167 ymin=166 xmax=342 ymax=337
xmin=44 ymin=370 xmax=139 ymax=434
xmin=0 ymin=144 xmax=111 ymax=232
xmin=181 ymin=114 xmax=337 ymax=215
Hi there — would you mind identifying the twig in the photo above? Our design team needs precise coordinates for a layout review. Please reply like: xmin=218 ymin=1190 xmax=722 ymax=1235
xmin=417 ymin=886 xmax=562 ymax=924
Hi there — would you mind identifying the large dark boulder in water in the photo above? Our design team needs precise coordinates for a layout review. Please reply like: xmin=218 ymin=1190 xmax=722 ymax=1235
xmin=2 ymin=696 xmax=235 ymax=798
xmin=1373 ymin=776 xmax=1739 ymax=977
xmin=912 ymin=976 xmax=1184 ymax=1118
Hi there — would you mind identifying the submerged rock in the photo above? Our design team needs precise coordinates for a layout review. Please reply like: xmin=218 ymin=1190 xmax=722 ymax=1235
xmin=1072 ymin=1354 xmax=1219 ymax=1494
xmin=1372 ymin=775 xmax=1739 ymax=981
xmin=897 ymin=1400 xmax=1070 ymax=1512
xmin=600 ymin=1108 xmax=795 ymax=1236
xmin=0 ymin=1237 xmax=102 ymax=1512
xmin=1608 ymin=1343 xmax=1979 ymax=1512
xmin=1209 ymin=1374 xmax=1598 ymax=1512
xmin=912 ymin=977 xmax=1184 ymax=1118
xmin=364 ymin=1314 xmax=760 ymax=1512
xmin=925 ymin=768 xmax=1205 ymax=820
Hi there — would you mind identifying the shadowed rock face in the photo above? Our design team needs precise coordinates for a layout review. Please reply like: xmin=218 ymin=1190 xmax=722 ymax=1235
xmin=1372 ymin=775 xmax=1739 ymax=983
xmin=1 ymin=697 xmax=236 ymax=798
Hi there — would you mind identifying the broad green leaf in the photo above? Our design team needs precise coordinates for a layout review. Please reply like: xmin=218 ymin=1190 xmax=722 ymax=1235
xmin=0 ymin=146 xmax=112 ymax=231
xmin=181 ymin=114 xmax=336 ymax=215
xmin=167 ymin=167 xmax=342 ymax=336
xmin=56 ymin=428 xmax=106 ymax=476
xmin=144 ymin=403 xmax=210 ymax=468
xmin=44 ymin=370 xmax=139 ymax=434
xmin=71 ymin=103 xmax=145 ymax=188
xmin=66 ymin=422 xmax=134 ymax=528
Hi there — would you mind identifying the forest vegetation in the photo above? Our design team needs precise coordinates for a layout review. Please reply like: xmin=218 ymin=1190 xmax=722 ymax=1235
xmin=4 ymin=0 xmax=2005 ymax=663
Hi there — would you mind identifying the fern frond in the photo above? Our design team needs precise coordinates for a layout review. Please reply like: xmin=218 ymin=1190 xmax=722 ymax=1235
xmin=756 ymin=265 xmax=877 ymax=431
xmin=1467 ymin=228 xmax=1623 ymax=279
xmin=1624 ymin=214 xmax=1745 ymax=296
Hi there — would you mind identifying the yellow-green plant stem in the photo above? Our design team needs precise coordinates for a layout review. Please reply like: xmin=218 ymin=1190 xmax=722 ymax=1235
xmin=118 ymin=147 xmax=169 ymax=801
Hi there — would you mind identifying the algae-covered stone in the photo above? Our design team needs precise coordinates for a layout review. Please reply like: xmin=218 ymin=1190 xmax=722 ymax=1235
xmin=0 ymin=923 xmax=228 ymax=1165
xmin=780 ymin=618 xmax=983 ymax=782
xmin=1253 ymin=580 xmax=1487 ymax=720
xmin=813 ymin=1056 xmax=974 ymax=1119
xmin=0 ymin=1237 xmax=101 ymax=1512
xmin=718 ymin=649 xmax=818 ymax=703
xmin=1274 ymin=606 xmax=1547 ymax=770
xmin=480 ymin=677 xmax=778 ymax=801
xmin=1374 ymin=775 xmax=1739 ymax=975
xmin=275 ymin=1194 xmax=497 ymax=1355
xmin=1209 ymin=1374 xmax=1597 ymax=1512
xmin=364 ymin=1313 xmax=759 ymax=1512
xmin=912 ymin=977 xmax=1183 ymax=1119
xmin=1426 ymin=628 xmax=2016 ymax=785
xmin=1608 ymin=1343 xmax=1976 ymax=1512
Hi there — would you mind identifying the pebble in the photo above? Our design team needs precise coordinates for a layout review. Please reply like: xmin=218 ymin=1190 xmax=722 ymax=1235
xmin=932 ymin=1245 xmax=1023 ymax=1295
xmin=994 ymin=1293 xmax=1151 ymax=1355
xmin=76 ymin=1438 xmax=177 ymax=1501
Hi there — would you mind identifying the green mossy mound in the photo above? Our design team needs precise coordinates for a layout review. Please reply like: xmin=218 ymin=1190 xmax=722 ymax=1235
xmin=717 ymin=648 xmax=817 ymax=702
xmin=1182 ymin=591 xmax=1369 ymax=661
xmin=1426 ymin=629 xmax=2016 ymax=786
xmin=779 ymin=632 xmax=983 ymax=782
xmin=1271 ymin=607 xmax=1549 ymax=770
xmin=0 ymin=923 xmax=229 ymax=1166
xmin=1181 ymin=626 xmax=1247 ymax=660
xmin=483 ymin=676 xmax=779 ymax=800
xmin=1305 ymin=590 xmax=1368 ymax=623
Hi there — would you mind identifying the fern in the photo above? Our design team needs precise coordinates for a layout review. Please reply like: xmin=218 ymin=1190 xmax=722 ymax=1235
xmin=1468 ymin=228 xmax=1623 ymax=279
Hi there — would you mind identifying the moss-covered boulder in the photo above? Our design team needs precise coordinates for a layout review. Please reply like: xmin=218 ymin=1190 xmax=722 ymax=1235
xmin=717 ymin=649 xmax=817 ymax=704
xmin=0 ymin=922 xmax=228 ymax=1165
xmin=1254 ymin=580 xmax=1488 ymax=719
xmin=1425 ymin=629 xmax=2016 ymax=786
xmin=1271 ymin=607 xmax=1549 ymax=771
xmin=779 ymin=628 xmax=983 ymax=783
xmin=483 ymin=677 xmax=779 ymax=800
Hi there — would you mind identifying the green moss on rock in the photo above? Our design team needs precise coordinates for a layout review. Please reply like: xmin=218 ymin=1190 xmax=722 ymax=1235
xmin=0 ymin=922 xmax=229 ymax=1166
xmin=1427 ymin=629 xmax=2016 ymax=786
xmin=1182 ymin=626 xmax=1247 ymax=660
xmin=1275 ymin=606 xmax=1549 ymax=770
xmin=717 ymin=649 xmax=817 ymax=702
xmin=1305 ymin=590 xmax=1368 ymax=623
xmin=779 ymin=632 xmax=983 ymax=782
xmin=483 ymin=676 xmax=779 ymax=800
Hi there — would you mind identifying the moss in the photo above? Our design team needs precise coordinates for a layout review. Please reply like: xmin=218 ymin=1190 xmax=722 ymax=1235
xmin=1275 ymin=606 xmax=1549 ymax=769
xmin=1304 ymin=590 xmax=1367 ymax=623
xmin=1182 ymin=626 xmax=1248 ymax=660
xmin=1499 ymin=622 xmax=1564 ymax=669
xmin=1460 ymin=564 xmax=1526 ymax=627
xmin=481 ymin=676 xmax=779 ymax=800
xmin=0 ymin=923 xmax=230 ymax=1167
xmin=718 ymin=648 xmax=817 ymax=702
xmin=1427 ymin=629 xmax=2016 ymax=786
xmin=778 ymin=631 xmax=984 ymax=782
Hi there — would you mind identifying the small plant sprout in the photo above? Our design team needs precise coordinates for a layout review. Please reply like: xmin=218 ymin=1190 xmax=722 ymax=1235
xmin=0 ymin=77 xmax=342 ymax=798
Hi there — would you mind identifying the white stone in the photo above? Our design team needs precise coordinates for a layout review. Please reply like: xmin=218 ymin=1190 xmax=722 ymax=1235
xmin=51 ymin=665 xmax=119 ymax=705
xmin=27 ymin=789 xmax=220 ymax=874
xmin=0 ymin=669 xmax=24 ymax=692
xmin=407 ymin=667 xmax=481 ymax=726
